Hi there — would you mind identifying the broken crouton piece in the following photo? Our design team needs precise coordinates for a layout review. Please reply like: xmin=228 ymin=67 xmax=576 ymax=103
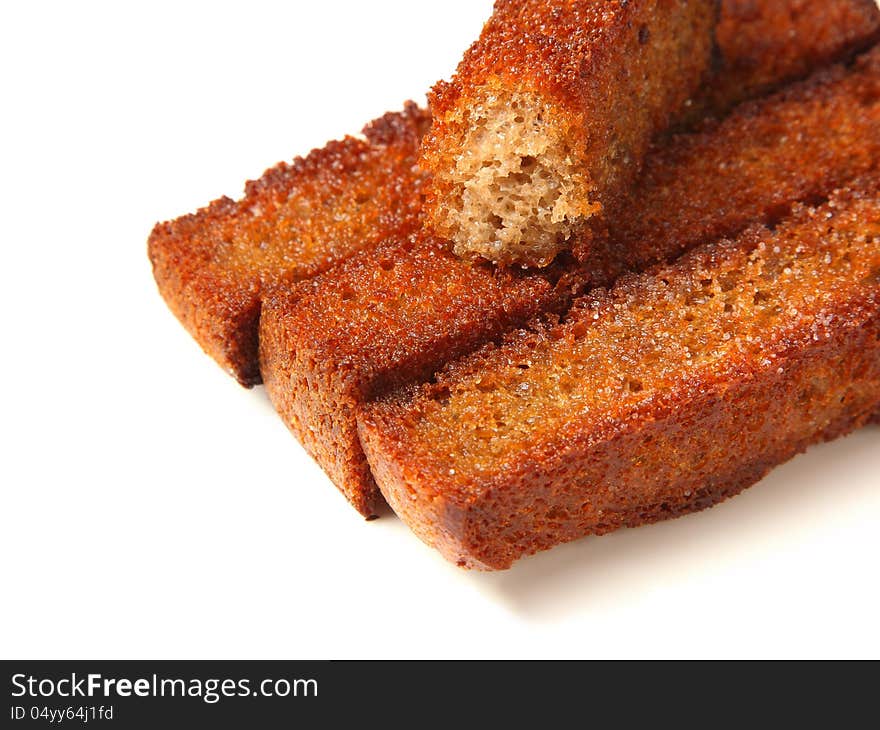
xmin=421 ymin=0 xmax=719 ymax=267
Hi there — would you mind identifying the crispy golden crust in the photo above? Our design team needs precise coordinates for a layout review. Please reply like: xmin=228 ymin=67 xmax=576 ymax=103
xmin=148 ymin=103 xmax=431 ymax=385
xmin=151 ymin=1 xmax=877 ymax=387
xmin=360 ymin=181 xmax=880 ymax=569
xmin=260 ymin=49 xmax=880 ymax=516
xmin=693 ymin=0 xmax=880 ymax=121
xmin=421 ymin=0 xmax=718 ymax=265
xmin=586 ymin=48 xmax=880 ymax=262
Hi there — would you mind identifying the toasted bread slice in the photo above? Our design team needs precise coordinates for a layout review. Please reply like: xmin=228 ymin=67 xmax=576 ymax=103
xmin=360 ymin=179 xmax=880 ymax=569
xmin=151 ymin=1 xmax=878 ymax=386
xmin=148 ymin=104 xmax=431 ymax=385
xmin=420 ymin=0 xmax=719 ymax=266
xmin=261 ymin=49 xmax=880 ymax=517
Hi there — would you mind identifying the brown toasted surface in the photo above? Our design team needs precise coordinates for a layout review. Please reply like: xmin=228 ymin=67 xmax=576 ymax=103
xmin=360 ymin=180 xmax=880 ymax=569
xmin=261 ymin=48 xmax=880 ymax=516
xmin=151 ymin=0 xmax=878 ymax=387
xmin=259 ymin=242 xmax=562 ymax=517
xmin=695 ymin=0 xmax=880 ymax=121
xmin=586 ymin=47 xmax=880 ymax=262
xmin=421 ymin=0 xmax=718 ymax=265
xmin=148 ymin=103 xmax=430 ymax=385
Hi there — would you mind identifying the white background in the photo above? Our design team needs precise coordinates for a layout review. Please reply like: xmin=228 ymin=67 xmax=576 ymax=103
xmin=2 ymin=1 xmax=878 ymax=660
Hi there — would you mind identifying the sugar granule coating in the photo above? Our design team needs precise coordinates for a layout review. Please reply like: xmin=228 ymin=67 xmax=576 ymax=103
xmin=694 ymin=0 xmax=880 ymax=121
xmin=360 ymin=180 xmax=880 ymax=569
xmin=421 ymin=0 xmax=718 ymax=267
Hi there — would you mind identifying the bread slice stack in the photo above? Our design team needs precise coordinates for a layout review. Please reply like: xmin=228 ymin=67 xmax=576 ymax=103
xmin=150 ymin=1 xmax=880 ymax=568
xmin=262 ymin=46 xmax=880 ymax=516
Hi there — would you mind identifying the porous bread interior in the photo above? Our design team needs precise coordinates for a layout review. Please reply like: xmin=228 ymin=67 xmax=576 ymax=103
xmin=410 ymin=193 xmax=880 ymax=478
xmin=439 ymin=89 xmax=597 ymax=267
